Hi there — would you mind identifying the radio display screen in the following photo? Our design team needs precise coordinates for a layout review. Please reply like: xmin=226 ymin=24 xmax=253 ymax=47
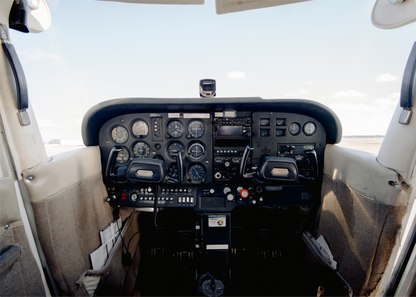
xmin=217 ymin=126 xmax=243 ymax=136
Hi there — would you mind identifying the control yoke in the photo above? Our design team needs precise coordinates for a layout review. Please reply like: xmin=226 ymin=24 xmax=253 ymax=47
xmin=240 ymin=145 xmax=318 ymax=182
xmin=105 ymin=146 xmax=183 ymax=185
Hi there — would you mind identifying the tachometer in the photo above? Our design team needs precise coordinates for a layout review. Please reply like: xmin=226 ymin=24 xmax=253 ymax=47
xmin=167 ymin=142 xmax=185 ymax=159
xmin=188 ymin=120 xmax=205 ymax=138
xmin=132 ymin=120 xmax=149 ymax=137
xmin=111 ymin=126 xmax=128 ymax=144
xmin=116 ymin=148 xmax=130 ymax=163
xmin=133 ymin=142 xmax=150 ymax=158
xmin=167 ymin=120 xmax=184 ymax=138
xmin=188 ymin=143 xmax=204 ymax=160
xmin=188 ymin=164 xmax=205 ymax=182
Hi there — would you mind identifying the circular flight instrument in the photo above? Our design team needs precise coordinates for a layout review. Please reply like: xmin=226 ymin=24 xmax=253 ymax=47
xmin=188 ymin=143 xmax=204 ymax=160
xmin=188 ymin=120 xmax=205 ymax=138
xmin=303 ymin=122 xmax=317 ymax=136
xmin=116 ymin=148 xmax=130 ymax=164
xmin=132 ymin=142 xmax=150 ymax=158
xmin=288 ymin=123 xmax=301 ymax=135
xmin=167 ymin=142 xmax=185 ymax=159
xmin=167 ymin=120 xmax=184 ymax=138
xmin=111 ymin=126 xmax=128 ymax=144
xmin=132 ymin=120 xmax=149 ymax=137
xmin=168 ymin=164 xmax=178 ymax=179
xmin=188 ymin=164 xmax=205 ymax=182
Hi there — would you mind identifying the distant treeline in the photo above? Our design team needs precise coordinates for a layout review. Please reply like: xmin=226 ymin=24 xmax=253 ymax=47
xmin=342 ymin=135 xmax=384 ymax=138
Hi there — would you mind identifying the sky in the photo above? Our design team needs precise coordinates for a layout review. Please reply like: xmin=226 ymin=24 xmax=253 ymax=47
xmin=9 ymin=0 xmax=416 ymax=143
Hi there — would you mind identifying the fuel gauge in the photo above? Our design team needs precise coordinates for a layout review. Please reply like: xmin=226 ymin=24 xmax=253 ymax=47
xmin=276 ymin=119 xmax=286 ymax=126
xmin=276 ymin=129 xmax=285 ymax=137
xmin=260 ymin=118 xmax=270 ymax=126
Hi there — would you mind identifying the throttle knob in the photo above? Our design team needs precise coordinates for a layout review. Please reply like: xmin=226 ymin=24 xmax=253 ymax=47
xmin=239 ymin=189 xmax=249 ymax=199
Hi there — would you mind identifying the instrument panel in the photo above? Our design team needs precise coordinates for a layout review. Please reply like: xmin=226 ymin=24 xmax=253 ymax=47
xmin=98 ymin=109 xmax=327 ymax=211
xmin=100 ymin=113 xmax=213 ymax=185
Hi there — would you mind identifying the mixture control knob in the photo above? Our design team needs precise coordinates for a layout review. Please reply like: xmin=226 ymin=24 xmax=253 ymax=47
xmin=226 ymin=193 xmax=234 ymax=201
xmin=239 ymin=189 xmax=249 ymax=199
xmin=223 ymin=187 xmax=231 ymax=194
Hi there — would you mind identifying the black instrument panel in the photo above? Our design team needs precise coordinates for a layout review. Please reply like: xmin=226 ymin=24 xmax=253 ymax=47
xmin=99 ymin=113 xmax=213 ymax=185
xmin=99 ymin=108 xmax=328 ymax=211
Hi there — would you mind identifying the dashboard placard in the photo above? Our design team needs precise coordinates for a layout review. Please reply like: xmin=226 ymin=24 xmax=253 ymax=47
xmin=208 ymin=215 xmax=227 ymax=227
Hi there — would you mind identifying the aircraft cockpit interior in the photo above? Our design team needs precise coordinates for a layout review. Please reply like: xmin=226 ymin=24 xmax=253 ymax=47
xmin=79 ymin=97 xmax=345 ymax=296
xmin=1 ymin=1 xmax=416 ymax=297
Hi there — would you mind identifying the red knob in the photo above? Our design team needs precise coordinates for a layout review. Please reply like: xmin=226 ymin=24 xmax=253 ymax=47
xmin=239 ymin=189 xmax=249 ymax=199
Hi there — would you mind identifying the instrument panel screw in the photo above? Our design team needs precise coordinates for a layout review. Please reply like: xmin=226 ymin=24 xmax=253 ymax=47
xmin=4 ymin=224 xmax=10 ymax=230
xmin=25 ymin=175 xmax=35 ymax=182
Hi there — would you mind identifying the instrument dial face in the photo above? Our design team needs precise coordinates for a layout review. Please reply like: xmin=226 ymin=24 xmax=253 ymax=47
xmin=276 ymin=119 xmax=286 ymax=126
xmin=132 ymin=120 xmax=149 ymax=137
xmin=260 ymin=118 xmax=270 ymax=126
xmin=288 ymin=123 xmax=301 ymax=135
xmin=111 ymin=126 xmax=128 ymax=144
xmin=167 ymin=142 xmax=185 ymax=159
xmin=303 ymin=122 xmax=317 ymax=136
xmin=116 ymin=148 xmax=130 ymax=164
xmin=168 ymin=164 xmax=178 ymax=179
xmin=167 ymin=121 xmax=184 ymax=138
xmin=188 ymin=121 xmax=205 ymax=138
xmin=188 ymin=164 xmax=205 ymax=182
xmin=188 ymin=143 xmax=204 ymax=160
xmin=133 ymin=142 xmax=150 ymax=158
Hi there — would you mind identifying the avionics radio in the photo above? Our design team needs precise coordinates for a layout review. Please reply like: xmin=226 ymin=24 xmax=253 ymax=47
xmin=213 ymin=117 xmax=252 ymax=182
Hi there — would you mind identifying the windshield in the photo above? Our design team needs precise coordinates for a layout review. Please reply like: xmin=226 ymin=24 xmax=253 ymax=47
xmin=10 ymin=0 xmax=416 ymax=155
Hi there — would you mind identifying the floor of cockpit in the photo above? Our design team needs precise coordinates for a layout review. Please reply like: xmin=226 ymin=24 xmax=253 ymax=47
xmin=136 ymin=207 xmax=319 ymax=296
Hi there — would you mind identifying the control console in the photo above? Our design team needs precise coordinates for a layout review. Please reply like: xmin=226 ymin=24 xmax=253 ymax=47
xmin=213 ymin=117 xmax=252 ymax=182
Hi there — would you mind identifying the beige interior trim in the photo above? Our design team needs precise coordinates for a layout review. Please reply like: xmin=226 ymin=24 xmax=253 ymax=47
xmin=215 ymin=0 xmax=310 ymax=15
xmin=23 ymin=146 xmax=103 ymax=203
xmin=324 ymin=144 xmax=407 ymax=206
xmin=0 ymin=177 xmax=23 ymax=234
xmin=372 ymin=0 xmax=416 ymax=29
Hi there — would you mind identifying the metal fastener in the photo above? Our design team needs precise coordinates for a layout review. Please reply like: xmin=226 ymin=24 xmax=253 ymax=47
xmin=4 ymin=224 xmax=10 ymax=230
xmin=25 ymin=175 xmax=35 ymax=182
